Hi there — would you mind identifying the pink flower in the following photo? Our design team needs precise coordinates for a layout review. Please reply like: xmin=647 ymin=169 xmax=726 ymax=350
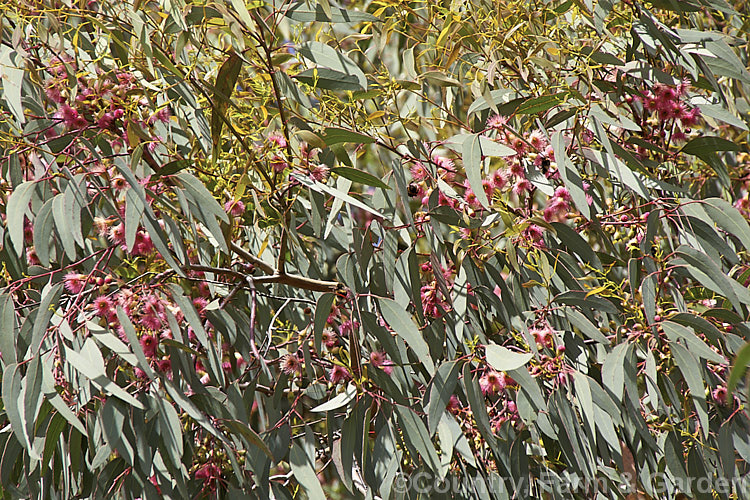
xmin=420 ymin=282 xmax=448 ymax=318
xmin=491 ymin=170 xmax=507 ymax=190
xmin=486 ymin=114 xmax=508 ymax=130
xmin=512 ymin=179 xmax=533 ymax=196
xmin=139 ymin=313 xmax=162 ymax=330
xmin=339 ymin=320 xmax=358 ymax=336
xmin=712 ymin=386 xmax=727 ymax=406
xmin=195 ymin=463 xmax=222 ymax=491
xmin=97 ymin=112 xmax=115 ymax=130
xmin=224 ymin=200 xmax=245 ymax=217
xmin=140 ymin=334 xmax=158 ymax=358
xmin=158 ymin=358 xmax=172 ymax=375
xmin=524 ymin=224 xmax=545 ymax=244
xmin=506 ymin=400 xmax=517 ymax=415
xmin=280 ymin=354 xmax=302 ymax=375
xmin=93 ymin=296 xmax=113 ymax=317
xmin=310 ymin=164 xmax=330 ymax=182
xmin=582 ymin=182 xmax=593 ymax=206
xmin=531 ymin=325 xmax=554 ymax=348
xmin=479 ymin=370 xmax=506 ymax=395
xmin=677 ymin=78 xmax=691 ymax=97
xmin=369 ymin=351 xmax=393 ymax=375
xmin=45 ymin=85 xmax=66 ymax=104
xmin=64 ymin=273 xmax=87 ymax=294
xmin=329 ymin=365 xmax=351 ymax=384
xmin=192 ymin=297 xmax=208 ymax=315
xmin=544 ymin=198 xmax=569 ymax=223
xmin=411 ymin=162 xmax=428 ymax=181
xmin=446 ymin=395 xmax=461 ymax=413
xmin=132 ymin=231 xmax=154 ymax=256
xmin=679 ymin=107 xmax=700 ymax=127
xmin=270 ymin=154 xmax=288 ymax=173
xmin=55 ymin=104 xmax=87 ymax=129
xmin=431 ymin=154 xmax=454 ymax=171
xmin=111 ymin=176 xmax=127 ymax=192
xmin=322 ymin=330 xmax=338 ymax=349
xmin=268 ymin=131 xmax=287 ymax=148
xmin=510 ymin=136 xmax=527 ymax=155
xmin=554 ymin=186 xmax=571 ymax=201
xmin=149 ymin=108 xmax=171 ymax=124
xmin=26 ymin=247 xmax=40 ymax=266
xmin=509 ymin=161 xmax=524 ymax=178
xmin=528 ymin=131 xmax=546 ymax=150
xmin=108 ymin=223 xmax=126 ymax=245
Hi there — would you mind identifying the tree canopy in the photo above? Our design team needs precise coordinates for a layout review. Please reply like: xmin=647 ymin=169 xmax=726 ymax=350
xmin=2 ymin=0 xmax=750 ymax=498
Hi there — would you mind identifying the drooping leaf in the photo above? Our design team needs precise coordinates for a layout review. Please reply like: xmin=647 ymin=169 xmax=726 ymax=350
xmin=378 ymin=298 xmax=435 ymax=373
xmin=298 ymin=42 xmax=367 ymax=90
xmin=485 ymin=343 xmax=533 ymax=372
xmin=211 ymin=51 xmax=243 ymax=152
xmin=332 ymin=167 xmax=389 ymax=190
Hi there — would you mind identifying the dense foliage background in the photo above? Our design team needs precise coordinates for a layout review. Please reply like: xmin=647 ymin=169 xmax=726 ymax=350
xmin=1 ymin=0 xmax=750 ymax=498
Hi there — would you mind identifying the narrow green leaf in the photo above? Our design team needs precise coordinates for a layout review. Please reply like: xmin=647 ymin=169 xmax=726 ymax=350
xmin=485 ymin=343 xmax=533 ymax=371
xmin=311 ymin=383 xmax=357 ymax=412
xmin=462 ymin=134 xmax=489 ymax=208
xmin=321 ymin=127 xmax=375 ymax=145
xmin=426 ymin=361 xmax=461 ymax=435
xmin=65 ymin=339 xmax=144 ymax=409
xmin=671 ymin=342 xmax=709 ymax=437
xmin=7 ymin=181 xmax=36 ymax=255
xmin=516 ymin=93 xmax=567 ymax=115
xmin=222 ymin=419 xmax=273 ymax=459
xmin=156 ymin=397 xmax=184 ymax=469
xmin=332 ymin=167 xmax=389 ymax=190
xmin=294 ymin=68 xmax=362 ymax=91
xmin=314 ymin=293 xmax=335 ymax=354
xmin=211 ymin=51 xmax=243 ymax=151
xmin=2 ymin=363 xmax=29 ymax=450
xmin=298 ymin=42 xmax=367 ymax=90
xmin=702 ymin=197 xmax=750 ymax=250
xmin=32 ymin=198 xmax=54 ymax=267
xmin=52 ymin=193 xmax=77 ymax=260
xmin=292 ymin=173 xmax=386 ymax=220
xmin=395 ymin=406 xmax=442 ymax=474
xmin=0 ymin=294 xmax=16 ymax=364
xmin=727 ymin=342 xmax=750 ymax=394
xmin=125 ymin=187 xmax=144 ymax=252
xmin=283 ymin=2 xmax=379 ymax=23
xmin=0 ymin=47 xmax=25 ymax=124
xmin=681 ymin=136 xmax=741 ymax=156
xmin=290 ymin=441 xmax=327 ymax=500
xmin=378 ymin=298 xmax=435 ymax=373
xmin=662 ymin=321 xmax=725 ymax=364
xmin=601 ymin=342 xmax=631 ymax=401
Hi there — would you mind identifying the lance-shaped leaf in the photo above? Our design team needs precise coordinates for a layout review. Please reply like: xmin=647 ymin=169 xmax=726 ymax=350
xmin=292 ymin=172 xmax=386 ymax=220
xmin=378 ymin=298 xmax=435 ymax=373
xmin=462 ymin=134 xmax=489 ymax=208
xmin=485 ymin=343 xmax=533 ymax=372
xmin=7 ymin=181 xmax=36 ymax=255
xmin=211 ymin=51 xmax=242 ymax=151
xmin=395 ymin=406 xmax=443 ymax=475
xmin=298 ymin=42 xmax=367 ymax=90
xmin=65 ymin=339 xmax=144 ymax=409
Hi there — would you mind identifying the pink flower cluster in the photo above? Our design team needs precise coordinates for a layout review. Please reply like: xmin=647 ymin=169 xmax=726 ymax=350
xmin=44 ymin=55 xmax=169 ymax=152
xmin=640 ymin=81 xmax=700 ymax=127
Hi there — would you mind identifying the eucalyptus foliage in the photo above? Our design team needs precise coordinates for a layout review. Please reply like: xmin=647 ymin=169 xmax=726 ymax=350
xmin=1 ymin=0 xmax=750 ymax=498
